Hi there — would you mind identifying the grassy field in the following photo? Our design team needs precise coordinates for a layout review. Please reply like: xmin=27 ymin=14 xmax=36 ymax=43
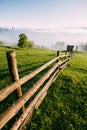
xmin=0 ymin=46 xmax=87 ymax=130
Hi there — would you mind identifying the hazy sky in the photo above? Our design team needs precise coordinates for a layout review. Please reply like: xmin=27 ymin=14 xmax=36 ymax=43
xmin=0 ymin=0 xmax=87 ymax=29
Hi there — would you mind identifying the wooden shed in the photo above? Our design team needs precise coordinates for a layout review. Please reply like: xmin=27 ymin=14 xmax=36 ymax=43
xmin=67 ymin=45 xmax=74 ymax=52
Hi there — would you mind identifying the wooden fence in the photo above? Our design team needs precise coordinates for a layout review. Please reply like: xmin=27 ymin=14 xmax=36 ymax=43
xmin=0 ymin=51 xmax=72 ymax=130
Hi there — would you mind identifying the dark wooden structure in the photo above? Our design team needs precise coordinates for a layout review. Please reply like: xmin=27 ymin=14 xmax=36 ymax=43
xmin=67 ymin=45 xmax=74 ymax=52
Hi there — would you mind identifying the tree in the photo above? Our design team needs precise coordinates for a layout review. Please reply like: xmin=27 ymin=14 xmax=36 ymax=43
xmin=53 ymin=41 xmax=65 ymax=50
xmin=79 ymin=42 xmax=87 ymax=51
xmin=18 ymin=33 xmax=34 ymax=48
xmin=27 ymin=40 xmax=34 ymax=48
xmin=18 ymin=33 xmax=28 ymax=47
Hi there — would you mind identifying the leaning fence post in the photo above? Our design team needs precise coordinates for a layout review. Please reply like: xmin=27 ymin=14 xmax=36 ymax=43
xmin=6 ymin=51 xmax=25 ymax=112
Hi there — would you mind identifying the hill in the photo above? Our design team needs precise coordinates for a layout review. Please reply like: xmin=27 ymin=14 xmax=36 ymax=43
xmin=27 ymin=51 xmax=87 ymax=130
xmin=0 ymin=46 xmax=87 ymax=130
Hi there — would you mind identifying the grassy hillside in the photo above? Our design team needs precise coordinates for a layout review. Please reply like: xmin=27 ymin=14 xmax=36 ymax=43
xmin=0 ymin=46 xmax=56 ymax=89
xmin=0 ymin=46 xmax=56 ymax=129
xmin=0 ymin=46 xmax=87 ymax=130
xmin=27 ymin=52 xmax=87 ymax=130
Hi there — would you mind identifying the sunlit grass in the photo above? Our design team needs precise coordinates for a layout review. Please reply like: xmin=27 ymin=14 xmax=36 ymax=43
xmin=0 ymin=46 xmax=87 ymax=130
xmin=27 ymin=52 xmax=87 ymax=130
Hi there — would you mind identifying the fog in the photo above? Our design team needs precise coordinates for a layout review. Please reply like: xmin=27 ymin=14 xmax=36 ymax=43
xmin=0 ymin=28 xmax=87 ymax=51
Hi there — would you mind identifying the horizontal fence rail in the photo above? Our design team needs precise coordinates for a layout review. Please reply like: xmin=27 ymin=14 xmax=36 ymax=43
xmin=0 ymin=51 xmax=72 ymax=130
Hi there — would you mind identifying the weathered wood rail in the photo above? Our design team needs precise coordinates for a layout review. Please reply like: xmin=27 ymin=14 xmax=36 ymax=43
xmin=0 ymin=51 xmax=72 ymax=130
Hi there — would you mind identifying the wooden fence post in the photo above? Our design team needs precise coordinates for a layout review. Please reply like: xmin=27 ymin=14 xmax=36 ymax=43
xmin=65 ymin=50 xmax=67 ymax=59
xmin=57 ymin=51 xmax=59 ymax=62
xmin=6 ymin=51 xmax=25 ymax=112
xmin=57 ymin=51 xmax=59 ymax=70
xmin=57 ymin=51 xmax=59 ymax=57
xmin=65 ymin=50 xmax=67 ymax=55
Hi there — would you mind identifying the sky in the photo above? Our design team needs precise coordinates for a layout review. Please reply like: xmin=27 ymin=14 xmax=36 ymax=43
xmin=0 ymin=0 xmax=87 ymax=29
xmin=1 ymin=0 xmax=87 ymax=48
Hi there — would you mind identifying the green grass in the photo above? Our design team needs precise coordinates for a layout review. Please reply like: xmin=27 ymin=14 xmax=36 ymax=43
xmin=0 ymin=46 xmax=87 ymax=130
xmin=0 ymin=46 xmax=56 ymax=89
xmin=27 ymin=53 xmax=87 ymax=130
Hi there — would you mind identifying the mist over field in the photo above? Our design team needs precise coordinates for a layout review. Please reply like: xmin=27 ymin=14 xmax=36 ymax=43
xmin=0 ymin=27 xmax=87 ymax=51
